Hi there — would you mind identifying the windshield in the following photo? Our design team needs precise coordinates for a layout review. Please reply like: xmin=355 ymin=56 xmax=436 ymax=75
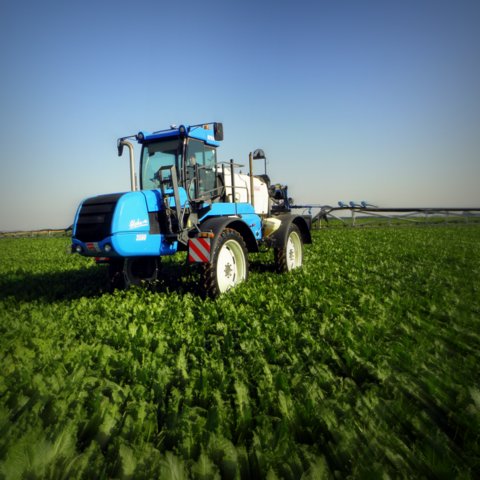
xmin=140 ymin=139 xmax=183 ymax=190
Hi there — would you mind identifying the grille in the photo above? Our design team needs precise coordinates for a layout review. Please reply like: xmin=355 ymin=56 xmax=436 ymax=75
xmin=75 ymin=193 xmax=123 ymax=242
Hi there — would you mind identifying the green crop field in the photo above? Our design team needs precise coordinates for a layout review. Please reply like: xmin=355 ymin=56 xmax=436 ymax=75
xmin=1 ymin=226 xmax=479 ymax=479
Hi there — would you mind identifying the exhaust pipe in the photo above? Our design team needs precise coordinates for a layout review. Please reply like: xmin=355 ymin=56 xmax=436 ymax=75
xmin=117 ymin=139 xmax=136 ymax=191
xmin=249 ymin=151 xmax=254 ymax=206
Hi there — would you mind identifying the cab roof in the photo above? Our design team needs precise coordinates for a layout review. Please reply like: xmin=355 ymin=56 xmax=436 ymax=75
xmin=136 ymin=123 xmax=221 ymax=147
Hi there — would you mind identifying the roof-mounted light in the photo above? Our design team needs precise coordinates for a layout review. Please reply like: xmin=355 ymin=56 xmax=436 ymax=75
xmin=179 ymin=125 xmax=187 ymax=137
xmin=136 ymin=132 xmax=145 ymax=142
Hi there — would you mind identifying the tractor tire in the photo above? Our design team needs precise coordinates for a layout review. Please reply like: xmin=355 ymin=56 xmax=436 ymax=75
xmin=123 ymin=257 xmax=161 ymax=288
xmin=202 ymin=228 xmax=249 ymax=297
xmin=274 ymin=223 xmax=303 ymax=273
xmin=108 ymin=259 xmax=126 ymax=290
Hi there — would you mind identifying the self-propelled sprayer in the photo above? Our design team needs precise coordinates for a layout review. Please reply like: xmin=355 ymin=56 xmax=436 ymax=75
xmin=71 ymin=122 xmax=311 ymax=296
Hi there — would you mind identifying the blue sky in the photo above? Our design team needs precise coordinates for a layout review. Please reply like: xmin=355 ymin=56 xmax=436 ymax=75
xmin=1 ymin=0 xmax=479 ymax=230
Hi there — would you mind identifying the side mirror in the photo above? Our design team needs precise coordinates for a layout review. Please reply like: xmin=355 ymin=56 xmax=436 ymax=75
xmin=214 ymin=122 xmax=224 ymax=141
xmin=253 ymin=149 xmax=266 ymax=160
xmin=117 ymin=139 xmax=124 ymax=157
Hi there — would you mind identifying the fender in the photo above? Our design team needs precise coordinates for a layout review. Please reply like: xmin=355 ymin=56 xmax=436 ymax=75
xmin=199 ymin=216 xmax=259 ymax=253
xmin=266 ymin=214 xmax=312 ymax=248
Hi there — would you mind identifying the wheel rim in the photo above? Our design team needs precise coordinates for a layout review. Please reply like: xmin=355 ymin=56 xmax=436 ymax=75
xmin=286 ymin=230 xmax=302 ymax=271
xmin=216 ymin=239 xmax=247 ymax=293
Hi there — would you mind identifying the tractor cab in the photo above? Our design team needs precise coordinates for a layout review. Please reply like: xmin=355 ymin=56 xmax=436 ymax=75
xmin=136 ymin=124 xmax=223 ymax=204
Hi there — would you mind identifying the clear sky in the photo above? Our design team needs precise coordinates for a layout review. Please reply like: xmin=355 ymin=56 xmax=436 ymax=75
xmin=1 ymin=0 xmax=479 ymax=231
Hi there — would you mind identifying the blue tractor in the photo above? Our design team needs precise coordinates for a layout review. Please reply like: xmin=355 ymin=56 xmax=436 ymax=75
xmin=71 ymin=122 xmax=311 ymax=296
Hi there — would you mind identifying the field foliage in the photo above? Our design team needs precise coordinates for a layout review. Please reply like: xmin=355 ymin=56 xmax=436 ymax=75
xmin=0 ymin=226 xmax=479 ymax=479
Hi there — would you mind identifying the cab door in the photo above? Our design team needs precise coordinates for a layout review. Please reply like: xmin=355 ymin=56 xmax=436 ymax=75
xmin=186 ymin=139 xmax=218 ymax=200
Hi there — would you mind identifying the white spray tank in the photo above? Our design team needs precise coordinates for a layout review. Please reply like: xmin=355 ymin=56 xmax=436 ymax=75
xmin=221 ymin=169 xmax=270 ymax=214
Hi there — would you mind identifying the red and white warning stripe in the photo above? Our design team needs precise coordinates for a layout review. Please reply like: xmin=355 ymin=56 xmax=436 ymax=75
xmin=188 ymin=237 xmax=211 ymax=263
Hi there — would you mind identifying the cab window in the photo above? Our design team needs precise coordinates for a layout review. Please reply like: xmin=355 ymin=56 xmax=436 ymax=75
xmin=186 ymin=139 xmax=217 ymax=198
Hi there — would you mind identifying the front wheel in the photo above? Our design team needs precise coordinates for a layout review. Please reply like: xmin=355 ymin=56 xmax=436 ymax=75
xmin=108 ymin=257 xmax=160 ymax=289
xmin=274 ymin=223 xmax=303 ymax=272
xmin=124 ymin=257 xmax=160 ymax=287
xmin=107 ymin=259 xmax=123 ymax=290
xmin=202 ymin=229 xmax=249 ymax=297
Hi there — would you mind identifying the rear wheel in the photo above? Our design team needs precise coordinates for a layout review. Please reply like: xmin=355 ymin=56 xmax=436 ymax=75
xmin=203 ymin=229 xmax=249 ymax=297
xmin=274 ymin=223 xmax=303 ymax=272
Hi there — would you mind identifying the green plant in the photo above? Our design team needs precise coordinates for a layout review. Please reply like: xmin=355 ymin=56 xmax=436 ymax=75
xmin=0 ymin=227 xmax=479 ymax=478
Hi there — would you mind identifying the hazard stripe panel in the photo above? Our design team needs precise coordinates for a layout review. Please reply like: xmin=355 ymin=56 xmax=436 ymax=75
xmin=188 ymin=238 xmax=211 ymax=263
